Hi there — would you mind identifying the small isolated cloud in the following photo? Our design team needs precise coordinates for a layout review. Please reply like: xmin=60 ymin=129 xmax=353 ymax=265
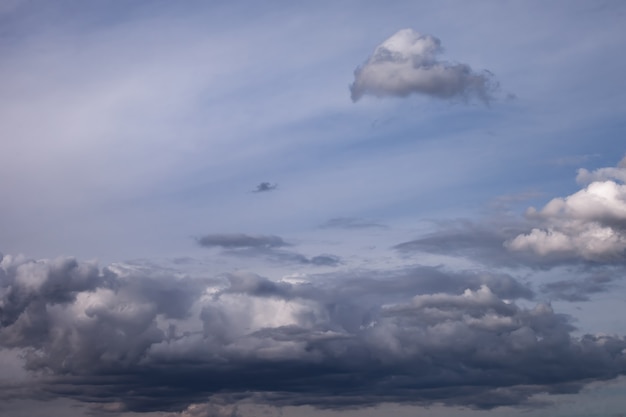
xmin=350 ymin=29 xmax=499 ymax=103
xmin=197 ymin=233 xmax=288 ymax=249
xmin=506 ymin=158 xmax=626 ymax=262
xmin=319 ymin=217 xmax=387 ymax=230
xmin=253 ymin=182 xmax=277 ymax=193
xmin=308 ymin=254 xmax=341 ymax=266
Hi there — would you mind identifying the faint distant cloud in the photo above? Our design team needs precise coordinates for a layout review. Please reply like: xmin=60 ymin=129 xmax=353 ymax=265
xmin=489 ymin=190 xmax=544 ymax=211
xmin=221 ymin=247 xmax=341 ymax=267
xmin=253 ymin=182 xmax=278 ymax=193
xmin=549 ymin=153 xmax=599 ymax=167
xmin=541 ymin=273 xmax=616 ymax=302
xmin=196 ymin=233 xmax=341 ymax=267
xmin=350 ymin=29 xmax=499 ymax=103
xmin=308 ymin=254 xmax=341 ymax=266
xmin=319 ymin=217 xmax=387 ymax=230
xmin=197 ymin=233 xmax=288 ymax=249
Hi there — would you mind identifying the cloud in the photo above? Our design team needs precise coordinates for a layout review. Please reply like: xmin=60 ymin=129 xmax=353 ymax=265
xmin=506 ymin=159 xmax=626 ymax=262
xmin=197 ymin=233 xmax=340 ymax=267
xmin=167 ymin=400 xmax=242 ymax=417
xmin=576 ymin=155 xmax=626 ymax=184
xmin=394 ymin=219 xmax=534 ymax=268
xmin=541 ymin=273 xmax=616 ymax=302
xmin=350 ymin=29 xmax=499 ymax=102
xmin=319 ymin=217 xmax=387 ymax=230
xmin=400 ymin=158 xmax=626 ymax=268
xmin=2 ymin=253 xmax=626 ymax=414
xmin=253 ymin=182 xmax=278 ymax=193
xmin=222 ymin=247 xmax=341 ymax=267
xmin=196 ymin=234 xmax=289 ymax=249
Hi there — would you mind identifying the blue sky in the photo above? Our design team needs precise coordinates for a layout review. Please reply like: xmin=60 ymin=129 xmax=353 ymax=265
xmin=1 ymin=1 xmax=626 ymax=416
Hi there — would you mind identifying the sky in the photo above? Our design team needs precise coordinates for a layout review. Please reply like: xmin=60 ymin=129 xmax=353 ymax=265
xmin=1 ymin=0 xmax=626 ymax=416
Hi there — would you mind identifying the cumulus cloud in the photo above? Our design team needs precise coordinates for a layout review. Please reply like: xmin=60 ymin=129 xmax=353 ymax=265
xmin=506 ymin=159 xmax=626 ymax=262
xmin=576 ymin=155 xmax=626 ymax=184
xmin=350 ymin=29 xmax=499 ymax=102
xmin=401 ymin=158 xmax=626 ymax=268
xmin=2 ymin=253 xmax=626 ymax=414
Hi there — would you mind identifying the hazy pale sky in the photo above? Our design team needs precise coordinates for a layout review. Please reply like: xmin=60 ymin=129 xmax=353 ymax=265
xmin=2 ymin=1 xmax=626 ymax=416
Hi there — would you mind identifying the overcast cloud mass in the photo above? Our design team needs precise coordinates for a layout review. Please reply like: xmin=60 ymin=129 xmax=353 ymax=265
xmin=1 ymin=1 xmax=626 ymax=417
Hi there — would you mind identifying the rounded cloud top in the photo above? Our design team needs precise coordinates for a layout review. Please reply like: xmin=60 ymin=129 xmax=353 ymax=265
xmin=350 ymin=29 xmax=499 ymax=103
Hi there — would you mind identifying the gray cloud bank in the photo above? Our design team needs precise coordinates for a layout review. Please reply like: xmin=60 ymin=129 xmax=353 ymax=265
xmin=350 ymin=29 xmax=499 ymax=102
xmin=1 ymin=253 xmax=626 ymax=414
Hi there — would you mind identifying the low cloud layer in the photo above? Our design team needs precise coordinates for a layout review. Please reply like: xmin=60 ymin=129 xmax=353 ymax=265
xmin=1 ymin=253 xmax=626 ymax=414
xmin=350 ymin=29 xmax=498 ymax=102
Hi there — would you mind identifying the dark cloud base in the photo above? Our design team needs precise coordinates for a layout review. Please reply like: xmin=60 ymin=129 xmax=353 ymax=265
xmin=2 ymin=254 xmax=626 ymax=414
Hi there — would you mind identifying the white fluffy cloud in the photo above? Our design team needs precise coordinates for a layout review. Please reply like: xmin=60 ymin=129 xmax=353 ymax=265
xmin=507 ymin=157 xmax=626 ymax=261
xmin=576 ymin=155 xmax=626 ymax=184
xmin=350 ymin=29 xmax=498 ymax=102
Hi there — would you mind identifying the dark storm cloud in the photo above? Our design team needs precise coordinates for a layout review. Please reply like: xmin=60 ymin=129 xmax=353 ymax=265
xmin=253 ymin=182 xmax=277 ymax=193
xmin=319 ymin=217 xmax=387 ymax=230
xmin=350 ymin=29 xmax=499 ymax=103
xmin=3 ymin=253 xmax=626 ymax=414
xmin=196 ymin=233 xmax=288 ymax=249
